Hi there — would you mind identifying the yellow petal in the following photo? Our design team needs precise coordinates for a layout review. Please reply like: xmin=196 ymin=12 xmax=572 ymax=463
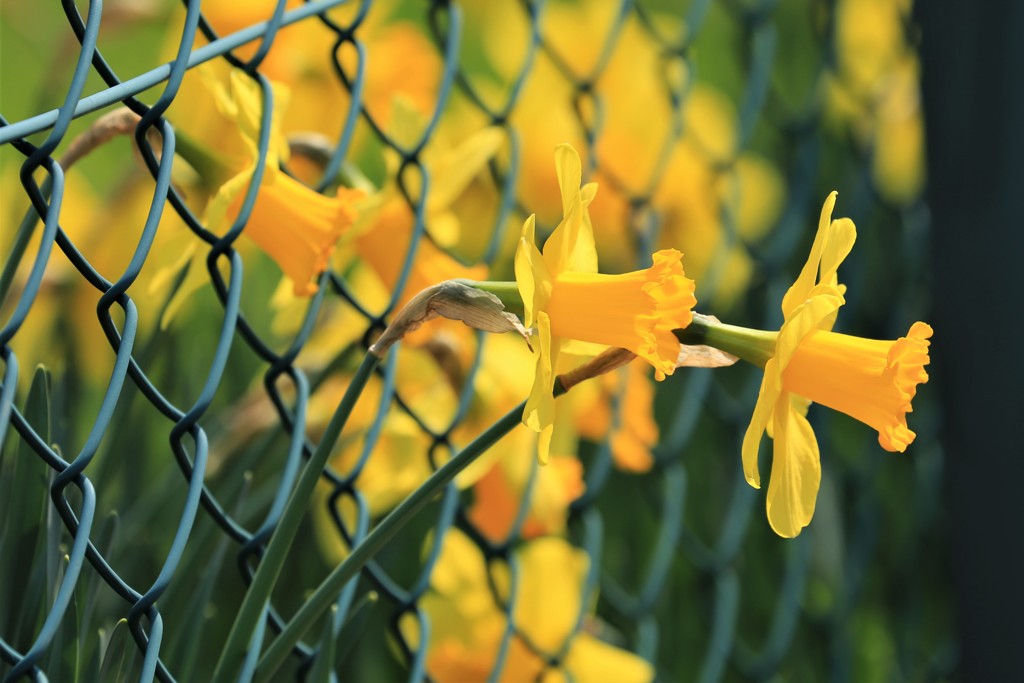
xmin=427 ymin=209 xmax=460 ymax=249
xmin=523 ymin=312 xmax=558 ymax=465
xmin=818 ymin=217 xmax=856 ymax=287
xmin=223 ymin=67 xmax=291 ymax=166
xmin=555 ymin=142 xmax=583 ymax=219
xmin=774 ymin=289 xmax=845 ymax=371
xmin=781 ymin=191 xmax=837 ymax=317
xmin=564 ymin=634 xmax=655 ymax=683
xmin=537 ymin=424 xmax=554 ymax=466
xmin=513 ymin=537 xmax=588 ymax=650
xmin=515 ymin=214 xmax=554 ymax=330
xmin=156 ymin=247 xmax=209 ymax=330
xmin=765 ymin=397 xmax=821 ymax=538
xmin=427 ymin=127 xmax=504 ymax=214
xmin=389 ymin=96 xmax=426 ymax=151
xmin=204 ymin=163 xmax=255 ymax=233
xmin=741 ymin=358 xmax=782 ymax=489
xmin=543 ymin=144 xmax=598 ymax=275
xmin=580 ymin=182 xmax=598 ymax=207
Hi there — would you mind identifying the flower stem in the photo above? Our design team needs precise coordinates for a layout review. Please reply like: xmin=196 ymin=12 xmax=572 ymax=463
xmin=464 ymin=280 xmax=525 ymax=319
xmin=174 ymin=128 xmax=234 ymax=186
xmin=673 ymin=314 xmax=777 ymax=368
xmin=465 ymin=282 xmax=779 ymax=370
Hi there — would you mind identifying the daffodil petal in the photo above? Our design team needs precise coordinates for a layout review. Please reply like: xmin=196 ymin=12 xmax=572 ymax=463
xmin=222 ymin=68 xmax=290 ymax=166
xmin=818 ymin=217 xmax=856 ymax=286
xmin=152 ymin=244 xmax=208 ymax=330
xmin=426 ymin=209 xmax=460 ymax=248
xmin=523 ymin=312 xmax=558 ymax=465
xmin=537 ymin=424 xmax=554 ymax=466
xmin=205 ymin=164 xmax=256 ymax=233
xmin=426 ymin=127 xmax=504 ymax=214
xmin=515 ymin=215 xmax=554 ymax=330
xmin=555 ymin=142 xmax=583 ymax=218
xmin=580 ymin=182 xmax=598 ymax=207
xmin=564 ymin=633 xmax=656 ymax=683
xmin=781 ymin=191 xmax=837 ymax=317
xmin=789 ymin=393 xmax=812 ymax=420
xmin=774 ymin=290 xmax=845 ymax=371
xmin=389 ymin=96 xmax=425 ymax=151
xmin=766 ymin=397 xmax=821 ymax=538
xmin=741 ymin=358 xmax=783 ymax=489
xmin=544 ymin=144 xmax=598 ymax=275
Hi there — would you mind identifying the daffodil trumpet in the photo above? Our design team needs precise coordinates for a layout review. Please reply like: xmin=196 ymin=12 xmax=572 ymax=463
xmin=677 ymin=311 xmax=932 ymax=452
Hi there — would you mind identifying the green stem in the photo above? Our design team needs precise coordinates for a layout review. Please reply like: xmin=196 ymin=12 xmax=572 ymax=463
xmin=253 ymin=398 xmax=533 ymax=682
xmin=674 ymin=315 xmax=777 ymax=369
xmin=174 ymin=129 xmax=234 ymax=186
xmin=465 ymin=281 xmax=525 ymax=320
xmin=0 ymin=191 xmax=44 ymax=307
xmin=211 ymin=353 xmax=381 ymax=683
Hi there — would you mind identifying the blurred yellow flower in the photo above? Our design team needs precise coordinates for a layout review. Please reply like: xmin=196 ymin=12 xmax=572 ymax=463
xmin=574 ymin=361 xmax=659 ymax=473
xmin=190 ymin=0 xmax=442 ymax=139
xmin=467 ymin=431 xmax=584 ymax=543
xmin=405 ymin=531 xmax=654 ymax=683
xmin=341 ymin=111 xmax=500 ymax=316
xmin=827 ymin=0 xmax=925 ymax=205
xmin=735 ymin=192 xmax=931 ymax=537
xmin=191 ymin=67 xmax=362 ymax=296
xmin=515 ymin=144 xmax=695 ymax=463
xmin=353 ymin=201 xmax=487 ymax=311
xmin=222 ymin=168 xmax=362 ymax=296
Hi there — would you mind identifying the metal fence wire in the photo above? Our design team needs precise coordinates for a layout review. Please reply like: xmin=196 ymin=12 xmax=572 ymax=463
xmin=0 ymin=0 xmax=956 ymax=681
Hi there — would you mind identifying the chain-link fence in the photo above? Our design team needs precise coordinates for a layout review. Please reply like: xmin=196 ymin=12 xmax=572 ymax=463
xmin=0 ymin=1 xmax=955 ymax=681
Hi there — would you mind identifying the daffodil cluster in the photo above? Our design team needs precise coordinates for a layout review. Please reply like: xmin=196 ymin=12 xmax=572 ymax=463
xmin=511 ymin=152 xmax=931 ymax=539
xmin=5 ymin=3 xmax=940 ymax=681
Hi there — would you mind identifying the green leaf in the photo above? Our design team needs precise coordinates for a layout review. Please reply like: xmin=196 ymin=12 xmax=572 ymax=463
xmin=0 ymin=365 xmax=51 ymax=643
xmin=306 ymin=605 xmax=338 ymax=683
xmin=75 ymin=512 xmax=117 ymax=682
xmin=97 ymin=619 xmax=142 ymax=682
xmin=45 ymin=554 xmax=80 ymax=683
xmin=333 ymin=591 xmax=378 ymax=670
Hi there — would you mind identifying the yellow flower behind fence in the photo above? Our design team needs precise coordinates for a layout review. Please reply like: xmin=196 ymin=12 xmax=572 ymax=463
xmin=405 ymin=530 xmax=654 ymax=683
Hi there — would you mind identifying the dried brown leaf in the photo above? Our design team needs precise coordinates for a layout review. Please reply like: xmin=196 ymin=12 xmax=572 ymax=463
xmin=676 ymin=344 xmax=738 ymax=368
xmin=369 ymin=281 xmax=528 ymax=356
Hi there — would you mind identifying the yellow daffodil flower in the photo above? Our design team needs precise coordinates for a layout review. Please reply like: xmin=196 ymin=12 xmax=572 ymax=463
xmin=693 ymin=192 xmax=932 ymax=537
xmin=332 ymin=102 xmax=498 ymax=320
xmin=573 ymin=361 xmax=659 ymax=473
xmin=353 ymin=200 xmax=488 ymax=311
xmin=162 ymin=64 xmax=362 ymax=306
xmin=199 ymin=68 xmax=362 ymax=296
xmin=403 ymin=530 xmax=654 ymax=683
xmin=515 ymin=143 xmax=696 ymax=463
xmin=467 ymin=429 xmax=585 ymax=543
xmin=221 ymin=167 xmax=362 ymax=296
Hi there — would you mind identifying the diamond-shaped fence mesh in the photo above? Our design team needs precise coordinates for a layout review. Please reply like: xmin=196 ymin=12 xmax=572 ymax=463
xmin=0 ymin=1 xmax=955 ymax=681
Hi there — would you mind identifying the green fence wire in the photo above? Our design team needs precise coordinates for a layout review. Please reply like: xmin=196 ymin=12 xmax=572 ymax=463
xmin=0 ymin=0 xmax=955 ymax=681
